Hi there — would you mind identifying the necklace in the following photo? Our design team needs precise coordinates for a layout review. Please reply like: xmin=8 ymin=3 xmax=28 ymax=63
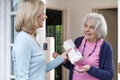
xmin=82 ymin=39 xmax=98 ymax=57
xmin=35 ymin=39 xmax=41 ymax=47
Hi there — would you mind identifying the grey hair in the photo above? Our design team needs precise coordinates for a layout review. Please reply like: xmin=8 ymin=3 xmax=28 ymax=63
xmin=81 ymin=13 xmax=107 ymax=39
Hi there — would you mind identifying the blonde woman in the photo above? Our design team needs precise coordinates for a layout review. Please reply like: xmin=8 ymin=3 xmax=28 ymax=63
xmin=12 ymin=0 xmax=70 ymax=80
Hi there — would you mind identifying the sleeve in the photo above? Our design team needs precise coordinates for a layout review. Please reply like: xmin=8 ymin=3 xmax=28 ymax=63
xmin=87 ymin=44 xmax=114 ymax=80
xmin=46 ymin=56 xmax=64 ymax=72
xmin=12 ymin=38 xmax=32 ymax=80
xmin=62 ymin=60 xmax=72 ymax=70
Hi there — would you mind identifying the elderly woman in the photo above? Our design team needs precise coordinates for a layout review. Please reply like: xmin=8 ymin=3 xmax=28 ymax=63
xmin=63 ymin=13 xmax=114 ymax=80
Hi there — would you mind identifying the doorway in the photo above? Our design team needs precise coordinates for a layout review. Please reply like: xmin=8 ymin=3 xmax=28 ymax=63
xmin=46 ymin=9 xmax=63 ymax=80
xmin=93 ymin=8 xmax=118 ymax=80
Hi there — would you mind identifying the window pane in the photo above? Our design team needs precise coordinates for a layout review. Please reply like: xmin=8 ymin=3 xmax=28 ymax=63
xmin=10 ymin=15 xmax=18 ymax=77
xmin=56 ymin=25 xmax=62 ymax=35
xmin=10 ymin=0 xmax=19 ymax=79
xmin=46 ymin=25 xmax=55 ymax=37
xmin=11 ymin=15 xmax=18 ymax=43
xmin=11 ymin=47 xmax=14 ymax=75
xmin=56 ymin=35 xmax=63 ymax=53
xmin=11 ymin=0 xmax=19 ymax=11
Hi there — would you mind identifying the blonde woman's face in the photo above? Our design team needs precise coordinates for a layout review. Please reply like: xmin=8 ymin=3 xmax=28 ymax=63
xmin=37 ymin=13 xmax=47 ymax=28
xmin=83 ymin=19 xmax=97 ymax=42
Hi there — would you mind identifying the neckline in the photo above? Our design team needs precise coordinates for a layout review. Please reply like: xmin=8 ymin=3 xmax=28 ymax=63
xmin=20 ymin=31 xmax=41 ymax=47
xmin=32 ymin=36 xmax=41 ymax=47
xmin=82 ymin=39 xmax=98 ymax=57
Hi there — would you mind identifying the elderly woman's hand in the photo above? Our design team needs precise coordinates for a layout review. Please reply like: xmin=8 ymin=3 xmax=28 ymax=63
xmin=74 ymin=65 xmax=90 ymax=73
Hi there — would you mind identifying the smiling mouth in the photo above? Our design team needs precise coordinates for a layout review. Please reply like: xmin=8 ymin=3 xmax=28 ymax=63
xmin=85 ymin=33 xmax=91 ymax=36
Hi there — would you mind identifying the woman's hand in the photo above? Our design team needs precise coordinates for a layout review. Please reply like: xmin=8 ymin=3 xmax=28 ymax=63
xmin=74 ymin=65 xmax=90 ymax=73
xmin=52 ymin=48 xmax=71 ymax=60
xmin=52 ymin=52 xmax=60 ymax=58
xmin=61 ymin=48 xmax=72 ymax=60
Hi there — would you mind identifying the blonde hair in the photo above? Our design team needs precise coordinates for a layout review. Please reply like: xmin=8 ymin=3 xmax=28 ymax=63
xmin=81 ymin=13 xmax=107 ymax=39
xmin=15 ymin=0 xmax=45 ymax=35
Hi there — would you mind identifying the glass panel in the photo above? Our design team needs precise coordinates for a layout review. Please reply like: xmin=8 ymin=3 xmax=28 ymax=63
xmin=11 ymin=0 xmax=19 ymax=11
xmin=11 ymin=15 xmax=18 ymax=43
xmin=10 ymin=47 xmax=14 ymax=75
xmin=10 ymin=15 xmax=18 ymax=77
xmin=56 ymin=25 xmax=62 ymax=35
xmin=46 ymin=25 xmax=55 ymax=37
xmin=56 ymin=35 xmax=63 ymax=53
xmin=56 ymin=25 xmax=63 ymax=53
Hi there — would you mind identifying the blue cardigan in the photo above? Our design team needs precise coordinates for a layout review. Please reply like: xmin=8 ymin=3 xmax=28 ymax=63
xmin=63 ymin=36 xmax=114 ymax=80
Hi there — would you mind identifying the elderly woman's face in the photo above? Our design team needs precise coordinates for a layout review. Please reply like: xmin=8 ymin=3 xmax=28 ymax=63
xmin=83 ymin=19 xmax=97 ymax=42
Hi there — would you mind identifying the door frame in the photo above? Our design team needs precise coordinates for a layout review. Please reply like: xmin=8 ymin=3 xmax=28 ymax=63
xmin=92 ymin=8 xmax=118 ymax=80
xmin=46 ymin=7 xmax=69 ymax=80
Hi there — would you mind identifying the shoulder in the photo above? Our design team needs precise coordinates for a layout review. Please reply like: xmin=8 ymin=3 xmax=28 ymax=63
xmin=13 ymin=31 xmax=33 ymax=48
xmin=100 ymin=40 xmax=113 ymax=57
xmin=74 ymin=36 xmax=84 ymax=48
xmin=74 ymin=36 xmax=84 ymax=42
xmin=101 ymin=40 xmax=112 ymax=50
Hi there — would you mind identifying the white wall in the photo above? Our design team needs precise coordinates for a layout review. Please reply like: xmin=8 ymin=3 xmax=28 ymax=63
xmin=47 ymin=0 xmax=68 ymax=8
